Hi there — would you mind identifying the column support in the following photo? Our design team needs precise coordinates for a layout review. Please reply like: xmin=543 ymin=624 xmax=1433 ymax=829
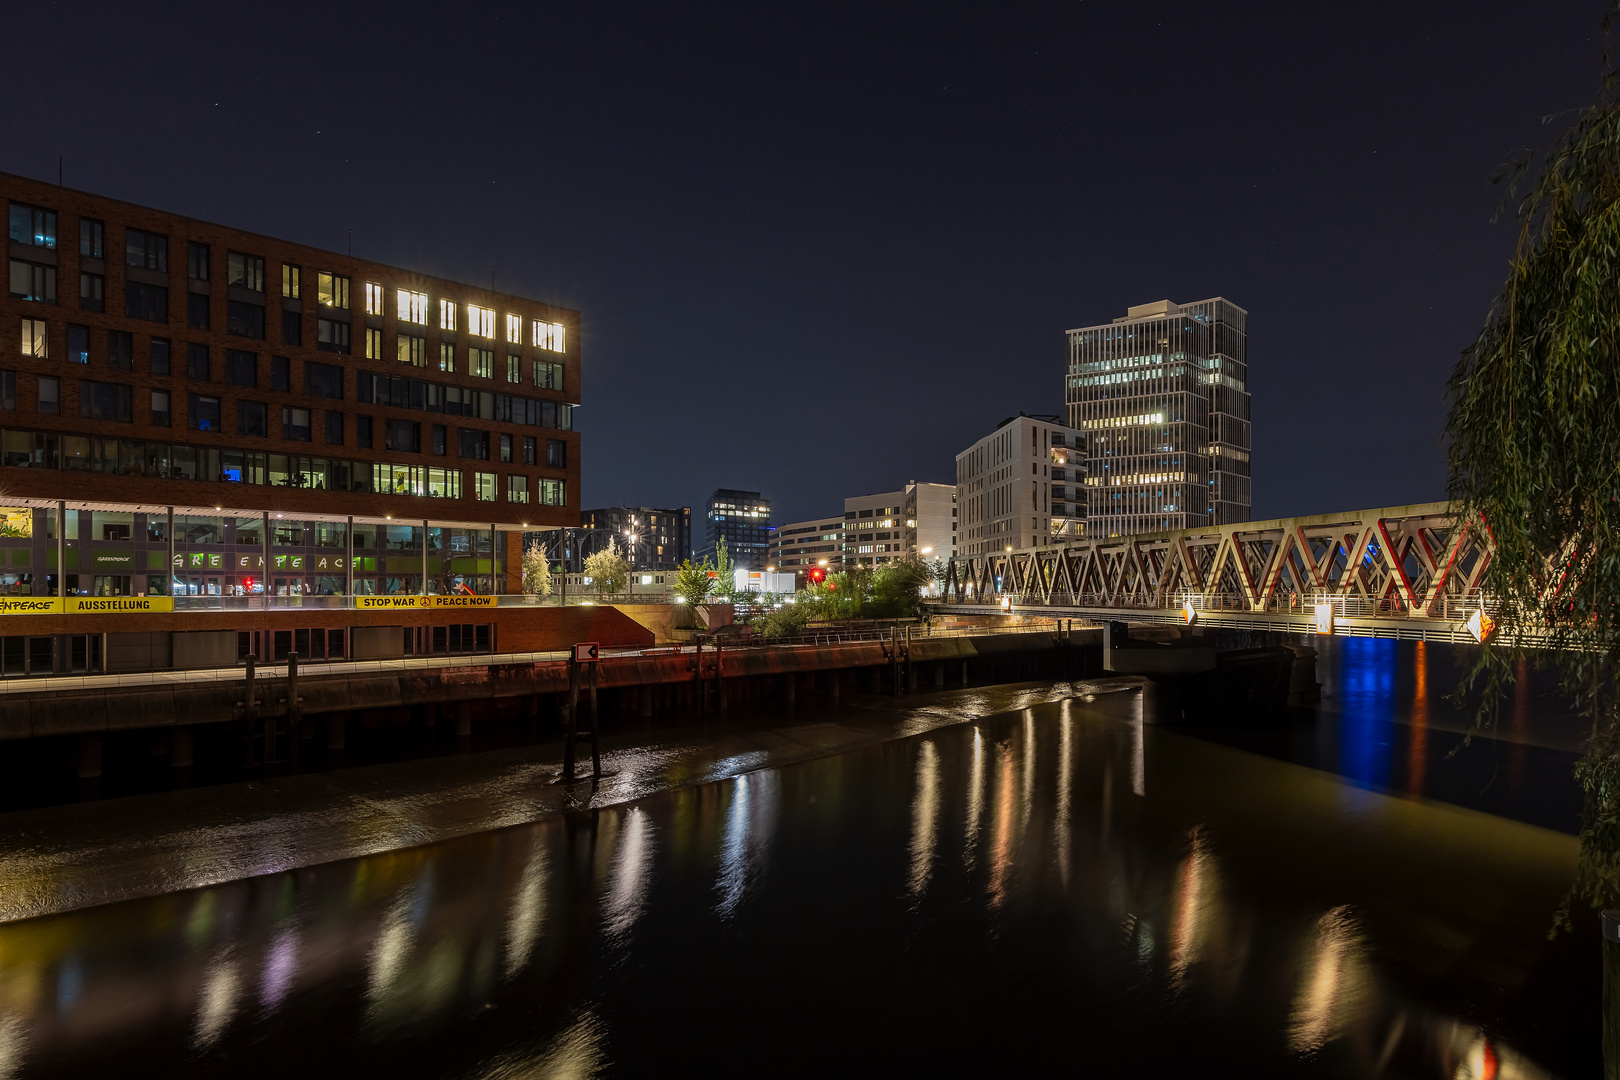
xmin=56 ymin=500 xmax=65 ymax=599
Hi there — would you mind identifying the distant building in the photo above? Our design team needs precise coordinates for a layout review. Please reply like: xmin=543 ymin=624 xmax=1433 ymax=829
xmin=699 ymin=488 xmax=771 ymax=569
xmin=580 ymin=505 xmax=690 ymax=571
xmin=842 ymin=481 xmax=956 ymax=569
xmin=772 ymin=515 xmax=846 ymax=577
xmin=1066 ymin=297 xmax=1250 ymax=536
xmin=956 ymin=414 xmax=1085 ymax=556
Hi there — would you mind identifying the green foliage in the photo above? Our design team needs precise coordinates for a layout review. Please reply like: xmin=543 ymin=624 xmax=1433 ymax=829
xmin=582 ymin=541 xmax=629 ymax=598
xmin=757 ymin=598 xmax=814 ymax=638
xmin=711 ymin=537 xmax=737 ymax=602
xmin=1445 ymin=24 xmax=1620 ymax=924
xmin=867 ymin=557 xmax=933 ymax=619
xmin=674 ymin=558 xmax=714 ymax=607
xmin=521 ymin=545 xmax=552 ymax=597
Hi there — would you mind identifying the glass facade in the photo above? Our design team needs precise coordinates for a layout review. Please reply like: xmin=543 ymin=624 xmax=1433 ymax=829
xmin=1066 ymin=297 xmax=1250 ymax=538
xmin=0 ymin=506 xmax=504 ymax=598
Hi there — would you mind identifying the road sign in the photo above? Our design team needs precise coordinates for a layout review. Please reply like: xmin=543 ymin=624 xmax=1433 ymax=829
xmin=574 ymin=642 xmax=600 ymax=662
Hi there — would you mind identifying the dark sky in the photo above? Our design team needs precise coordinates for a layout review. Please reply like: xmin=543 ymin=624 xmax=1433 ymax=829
xmin=4 ymin=2 xmax=1604 ymax=526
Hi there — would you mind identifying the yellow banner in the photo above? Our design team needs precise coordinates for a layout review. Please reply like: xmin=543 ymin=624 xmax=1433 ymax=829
xmin=0 ymin=597 xmax=176 ymax=615
xmin=0 ymin=598 xmax=61 ymax=615
xmin=69 ymin=597 xmax=173 ymax=614
xmin=426 ymin=595 xmax=496 ymax=609
xmin=352 ymin=595 xmax=498 ymax=610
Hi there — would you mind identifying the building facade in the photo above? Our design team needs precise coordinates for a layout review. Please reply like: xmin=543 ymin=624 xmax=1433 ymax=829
xmin=843 ymin=481 xmax=957 ymax=568
xmin=772 ymin=515 xmax=845 ymax=578
xmin=0 ymin=173 xmax=582 ymax=669
xmin=699 ymin=489 xmax=771 ymax=569
xmin=580 ymin=505 xmax=690 ymax=571
xmin=955 ymin=414 xmax=1085 ymax=557
xmin=1066 ymin=298 xmax=1250 ymax=538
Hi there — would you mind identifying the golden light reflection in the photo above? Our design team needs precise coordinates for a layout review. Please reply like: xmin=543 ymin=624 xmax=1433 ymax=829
xmin=906 ymin=742 xmax=941 ymax=905
xmin=602 ymin=808 xmax=654 ymax=939
xmin=1407 ymin=640 xmax=1428 ymax=798
xmin=1288 ymin=905 xmax=1367 ymax=1054
xmin=0 ymin=1013 xmax=25 ymax=1079
xmin=1020 ymin=712 xmax=1037 ymax=833
xmin=365 ymin=889 xmax=418 ymax=1017
xmin=987 ymin=742 xmax=1016 ymax=912
xmin=1055 ymin=702 xmax=1073 ymax=891
xmin=192 ymin=947 xmax=240 ymax=1048
xmin=1167 ymin=828 xmax=1211 ymax=991
xmin=964 ymin=728 xmax=985 ymax=871
xmin=471 ymin=1008 xmax=607 ymax=1080
xmin=503 ymin=840 xmax=549 ymax=980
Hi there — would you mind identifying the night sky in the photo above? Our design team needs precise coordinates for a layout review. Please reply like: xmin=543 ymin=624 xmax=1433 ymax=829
xmin=3 ymin=2 xmax=1604 ymax=528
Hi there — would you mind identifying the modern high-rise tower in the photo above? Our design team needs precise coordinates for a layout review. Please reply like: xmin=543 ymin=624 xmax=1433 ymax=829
xmin=1065 ymin=298 xmax=1250 ymax=538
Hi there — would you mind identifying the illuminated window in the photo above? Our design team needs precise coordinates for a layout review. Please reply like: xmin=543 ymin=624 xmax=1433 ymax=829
xmin=469 ymin=347 xmax=493 ymax=379
xmin=228 ymin=252 xmax=265 ymax=292
xmin=468 ymin=304 xmax=495 ymax=338
xmin=506 ymin=475 xmax=528 ymax=503
xmin=532 ymin=320 xmax=566 ymax=352
xmin=398 ymin=333 xmax=425 ymax=367
xmin=506 ymin=313 xmax=522 ymax=344
xmin=439 ymin=297 xmax=457 ymax=331
xmin=364 ymin=282 xmax=385 ymax=316
xmin=506 ymin=354 xmax=521 ymax=383
xmin=282 ymin=264 xmax=301 ymax=299
xmin=20 ymin=319 xmax=46 ymax=357
xmin=533 ymin=361 xmax=563 ymax=390
xmin=317 ymin=272 xmax=350 ymax=309
xmin=473 ymin=471 xmax=497 ymax=502
xmin=397 ymin=289 xmax=427 ymax=324
xmin=364 ymin=327 xmax=383 ymax=360
xmin=539 ymin=478 xmax=567 ymax=506
xmin=438 ymin=342 xmax=455 ymax=373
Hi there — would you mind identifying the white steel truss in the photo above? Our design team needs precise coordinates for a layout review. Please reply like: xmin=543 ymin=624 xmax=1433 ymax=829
xmin=942 ymin=501 xmax=1494 ymax=620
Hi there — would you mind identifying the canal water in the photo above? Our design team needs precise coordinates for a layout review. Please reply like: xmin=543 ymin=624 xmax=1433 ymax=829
xmin=0 ymin=639 xmax=1592 ymax=1078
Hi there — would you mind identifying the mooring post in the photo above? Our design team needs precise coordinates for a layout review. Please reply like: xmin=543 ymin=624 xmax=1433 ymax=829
xmin=243 ymin=654 xmax=258 ymax=767
xmin=286 ymin=652 xmax=301 ymax=764
xmin=562 ymin=657 xmax=579 ymax=780
xmin=588 ymin=659 xmax=602 ymax=778
xmin=715 ymin=639 xmax=726 ymax=714
xmin=1605 ymin=909 xmax=1620 ymax=1078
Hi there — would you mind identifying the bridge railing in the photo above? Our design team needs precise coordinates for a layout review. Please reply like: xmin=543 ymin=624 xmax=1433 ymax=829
xmin=945 ymin=589 xmax=1504 ymax=622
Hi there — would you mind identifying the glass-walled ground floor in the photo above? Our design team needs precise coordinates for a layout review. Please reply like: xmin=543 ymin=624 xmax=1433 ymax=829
xmin=0 ymin=503 xmax=512 ymax=598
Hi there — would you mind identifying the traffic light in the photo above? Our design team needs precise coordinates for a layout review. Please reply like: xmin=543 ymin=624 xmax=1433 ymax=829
xmin=806 ymin=566 xmax=826 ymax=584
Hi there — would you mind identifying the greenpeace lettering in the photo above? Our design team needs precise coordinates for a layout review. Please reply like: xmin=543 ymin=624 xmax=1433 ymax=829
xmin=66 ymin=597 xmax=174 ymax=614
xmin=0 ymin=598 xmax=62 ymax=614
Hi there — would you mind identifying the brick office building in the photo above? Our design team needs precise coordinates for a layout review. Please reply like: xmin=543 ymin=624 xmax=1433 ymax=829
xmin=0 ymin=172 xmax=582 ymax=671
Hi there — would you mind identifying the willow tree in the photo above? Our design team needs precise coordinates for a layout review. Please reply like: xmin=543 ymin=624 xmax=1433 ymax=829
xmin=1446 ymin=25 xmax=1620 ymax=923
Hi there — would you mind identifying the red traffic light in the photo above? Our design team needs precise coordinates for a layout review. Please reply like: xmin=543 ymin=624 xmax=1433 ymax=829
xmin=807 ymin=567 xmax=825 ymax=583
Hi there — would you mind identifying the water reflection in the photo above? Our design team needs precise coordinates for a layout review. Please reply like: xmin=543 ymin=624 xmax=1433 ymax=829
xmin=715 ymin=772 xmax=779 ymax=918
xmin=906 ymin=742 xmax=940 ymax=904
xmin=0 ymin=691 xmax=1583 ymax=1077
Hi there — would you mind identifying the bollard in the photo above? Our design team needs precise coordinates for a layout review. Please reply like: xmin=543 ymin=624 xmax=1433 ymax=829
xmin=74 ymin=733 xmax=102 ymax=780
xmin=563 ymin=658 xmax=580 ymax=779
xmin=588 ymin=660 xmax=602 ymax=777
xmin=171 ymin=727 xmax=194 ymax=769
xmin=327 ymin=713 xmax=346 ymax=752
xmin=285 ymin=652 xmax=300 ymax=764
xmin=1606 ymin=909 xmax=1620 ymax=1077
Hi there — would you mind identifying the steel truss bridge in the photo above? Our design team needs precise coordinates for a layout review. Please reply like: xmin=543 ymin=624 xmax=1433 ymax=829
xmin=936 ymin=501 xmax=1497 ymax=645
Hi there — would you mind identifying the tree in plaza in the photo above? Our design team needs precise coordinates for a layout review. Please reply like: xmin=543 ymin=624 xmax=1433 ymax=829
xmin=1445 ymin=22 xmax=1620 ymax=922
xmin=674 ymin=557 xmax=714 ymax=607
xmin=582 ymin=540 xmax=629 ymax=599
xmin=521 ymin=543 xmax=553 ymax=598
xmin=867 ymin=556 xmax=934 ymax=619
xmin=710 ymin=536 xmax=737 ymax=603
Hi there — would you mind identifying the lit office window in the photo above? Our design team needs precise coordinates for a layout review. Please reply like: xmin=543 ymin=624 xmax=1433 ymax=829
xmin=397 ymin=289 xmax=428 ymax=324
xmin=506 ymin=313 xmax=523 ymax=344
xmin=364 ymin=282 xmax=385 ymax=316
xmin=438 ymin=342 xmax=455 ymax=373
xmin=439 ymin=297 xmax=457 ymax=331
xmin=282 ymin=264 xmax=301 ymax=299
xmin=506 ymin=475 xmax=528 ymax=503
xmin=398 ymin=334 xmax=426 ymax=367
xmin=469 ymin=347 xmax=493 ymax=379
xmin=468 ymin=304 xmax=495 ymax=338
xmin=19 ymin=319 xmax=46 ymax=358
xmin=473 ymin=471 xmax=497 ymax=502
xmin=532 ymin=320 xmax=566 ymax=352
xmin=317 ymin=272 xmax=350 ymax=309
xmin=506 ymin=354 xmax=520 ymax=383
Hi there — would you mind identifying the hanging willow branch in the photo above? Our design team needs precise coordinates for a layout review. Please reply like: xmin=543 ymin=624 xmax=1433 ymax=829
xmin=1445 ymin=6 xmax=1620 ymax=929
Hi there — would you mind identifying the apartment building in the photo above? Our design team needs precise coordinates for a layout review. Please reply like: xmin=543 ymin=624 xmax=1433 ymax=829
xmin=955 ymin=414 xmax=1085 ymax=556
